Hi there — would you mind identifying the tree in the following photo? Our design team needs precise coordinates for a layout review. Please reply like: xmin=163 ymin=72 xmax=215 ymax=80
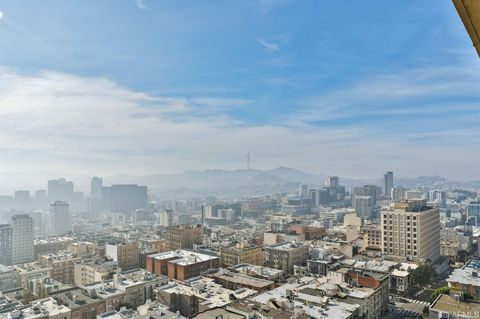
xmin=431 ymin=286 xmax=450 ymax=301
xmin=411 ymin=263 xmax=438 ymax=286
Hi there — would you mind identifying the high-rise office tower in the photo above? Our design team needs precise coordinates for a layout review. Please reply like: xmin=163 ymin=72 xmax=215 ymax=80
xmin=48 ymin=178 xmax=74 ymax=202
xmin=14 ymin=190 xmax=30 ymax=207
xmin=428 ymin=190 xmax=447 ymax=207
xmin=325 ymin=176 xmax=339 ymax=187
xmin=91 ymin=177 xmax=103 ymax=199
xmin=381 ymin=199 xmax=440 ymax=262
xmin=298 ymin=184 xmax=309 ymax=198
xmin=383 ymin=171 xmax=393 ymax=198
xmin=101 ymin=184 xmax=148 ymax=215
xmin=353 ymin=195 xmax=374 ymax=218
xmin=49 ymin=201 xmax=71 ymax=235
xmin=0 ymin=224 xmax=13 ymax=265
xmin=11 ymin=214 xmax=34 ymax=264
xmin=391 ymin=186 xmax=406 ymax=202
xmin=467 ymin=202 xmax=480 ymax=226
xmin=361 ymin=185 xmax=380 ymax=206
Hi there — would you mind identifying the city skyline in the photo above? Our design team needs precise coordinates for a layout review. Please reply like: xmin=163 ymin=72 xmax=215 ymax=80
xmin=0 ymin=1 xmax=479 ymax=181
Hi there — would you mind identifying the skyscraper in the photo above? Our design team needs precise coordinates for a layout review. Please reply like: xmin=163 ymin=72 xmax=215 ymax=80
xmin=90 ymin=177 xmax=103 ymax=199
xmin=48 ymin=178 xmax=74 ymax=202
xmin=383 ymin=171 xmax=393 ymax=198
xmin=353 ymin=195 xmax=374 ymax=218
xmin=11 ymin=214 xmax=34 ymax=264
xmin=298 ymin=184 xmax=308 ymax=198
xmin=325 ymin=176 xmax=339 ymax=187
xmin=101 ymin=184 xmax=148 ymax=215
xmin=0 ymin=224 xmax=13 ymax=265
xmin=467 ymin=202 xmax=480 ymax=226
xmin=49 ymin=201 xmax=71 ymax=235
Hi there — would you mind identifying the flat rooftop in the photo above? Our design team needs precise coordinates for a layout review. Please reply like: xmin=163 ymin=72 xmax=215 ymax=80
xmin=210 ymin=270 xmax=274 ymax=288
xmin=148 ymin=250 xmax=218 ymax=266
xmin=431 ymin=294 xmax=480 ymax=314
xmin=447 ymin=260 xmax=480 ymax=287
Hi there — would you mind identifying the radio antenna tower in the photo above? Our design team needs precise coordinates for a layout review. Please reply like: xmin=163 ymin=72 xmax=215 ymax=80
xmin=246 ymin=152 xmax=251 ymax=169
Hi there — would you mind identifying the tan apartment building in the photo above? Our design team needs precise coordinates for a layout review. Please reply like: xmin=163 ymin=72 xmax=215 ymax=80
xmin=164 ymin=224 xmax=204 ymax=251
xmin=381 ymin=199 xmax=440 ymax=262
xmin=219 ymin=243 xmax=264 ymax=267
xmin=105 ymin=242 xmax=139 ymax=271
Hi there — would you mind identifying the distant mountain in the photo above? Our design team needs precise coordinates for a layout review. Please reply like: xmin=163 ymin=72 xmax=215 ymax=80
xmin=105 ymin=167 xmax=326 ymax=199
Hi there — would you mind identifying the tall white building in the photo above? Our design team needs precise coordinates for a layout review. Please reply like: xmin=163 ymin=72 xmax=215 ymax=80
xmin=90 ymin=176 xmax=103 ymax=199
xmin=11 ymin=214 xmax=34 ymax=264
xmin=325 ymin=176 xmax=339 ymax=187
xmin=381 ymin=199 xmax=440 ymax=262
xmin=49 ymin=201 xmax=71 ymax=235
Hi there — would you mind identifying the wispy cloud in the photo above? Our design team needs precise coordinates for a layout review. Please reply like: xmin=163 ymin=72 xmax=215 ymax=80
xmin=134 ymin=0 xmax=148 ymax=10
xmin=257 ymin=38 xmax=280 ymax=53
xmin=0 ymin=67 xmax=478 ymax=181
xmin=296 ymin=65 xmax=480 ymax=122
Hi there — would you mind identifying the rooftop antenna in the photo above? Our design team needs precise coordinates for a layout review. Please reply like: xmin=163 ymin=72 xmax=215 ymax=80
xmin=246 ymin=152 xmax=251 ymax=169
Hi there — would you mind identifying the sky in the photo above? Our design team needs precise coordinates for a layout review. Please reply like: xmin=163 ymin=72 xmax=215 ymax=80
xmin=0 ymin=0 xmax=479 ymax=184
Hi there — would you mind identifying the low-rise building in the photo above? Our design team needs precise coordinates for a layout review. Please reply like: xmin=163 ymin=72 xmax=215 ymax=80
xmin=155 ymin=277 xmax=256 ymax=317
xmin=264 ymin=242 xmax=309 ymax=274
xmin=74 ymin=258 xmax=118 ymax=287
xmin=206 ymin=269 xmax=275 ymax=292
xmin=228 ymin=263 xmax=284 ymax=282
xmin=429 ymin=293 xmax=480 ymax=319
xmin=51 ymin=288 xmax=106 ymax=319
xmin=447 ymin=259 xmax=480 ymax=300
xmin=146 ymin=250 xmax=219 ymax=281
xmin=34 ymin=237 xmax=76 ymax=258
xmin=38 ymin=251 xmax=81 ymax=285
xmin=0 ymin=265 xmax=19 ymax=292
xmin=105 ymin=242 xmax=139 ymax=271
xmin=219 ymin=244 xmax=264 ymax=267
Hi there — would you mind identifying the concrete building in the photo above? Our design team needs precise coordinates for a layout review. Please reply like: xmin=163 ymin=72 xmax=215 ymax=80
xmin=49 ymin=201 xmax=71 ymax=236
xmin=48 ymin=178 xmax=74 ymax=202
xmin=353 ymin=195 xmax=374 ymax=218
xmin=383 ymin=171 xmax=393 ymax=198
xmin=101 ymin=184 xmax=148 ymax=215
xmin=34 ymin=237 xmax=76 ymax=258
xmin=381 ymin=199 xmax=440 ymax=262
xmin=38 ymin=251 xmax=81 ymax=284
xmin=105 ymin=242 xmax=139 ymax=271
xmin=74 ymin=258 xmax=118 ymax=286
xmin=219 ymin=244 xmax=264 ymax=267
xmin=145 ymin=250 xmax=219 ymax=281
xmin=11 ymin=214 xmax=35 ymax=264
xmin=0 ymin=265 xmax=19 ymax=292
xmin=264 ymin=242 xmax=309 ymax=274
xmin=50 ymin=288 xmax=107 ymax=319
xmin=360 ymin=223 xmax=382 ymax=250
xmin=155 ymin=277 xmax=255 ymax=317
xmin=164 ymin=225 xmax=203 ymax=251
xmin=447 ymin=259 xmax=480 ymax=301
xmin=228 ymin=263 xmax=284 ymax=282
xmin=207 ymin=269 xmax=275 ymax=292
xmin=0 ymin=224 xmax=13 ymax=265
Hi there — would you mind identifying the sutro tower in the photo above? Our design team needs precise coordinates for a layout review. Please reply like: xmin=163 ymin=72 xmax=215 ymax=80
xmin=246 ymin=152 xmax=251 ymax=169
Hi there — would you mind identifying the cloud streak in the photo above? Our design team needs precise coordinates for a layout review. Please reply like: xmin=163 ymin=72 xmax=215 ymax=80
xmin=257 ymin=38 xmax=280 ymax=53
xmin=134 ymin=0 xmax=148 ymax=10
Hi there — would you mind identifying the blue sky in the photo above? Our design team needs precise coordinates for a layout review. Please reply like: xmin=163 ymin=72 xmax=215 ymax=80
xmin=0 ymin=0 xmax=479 ymax=183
